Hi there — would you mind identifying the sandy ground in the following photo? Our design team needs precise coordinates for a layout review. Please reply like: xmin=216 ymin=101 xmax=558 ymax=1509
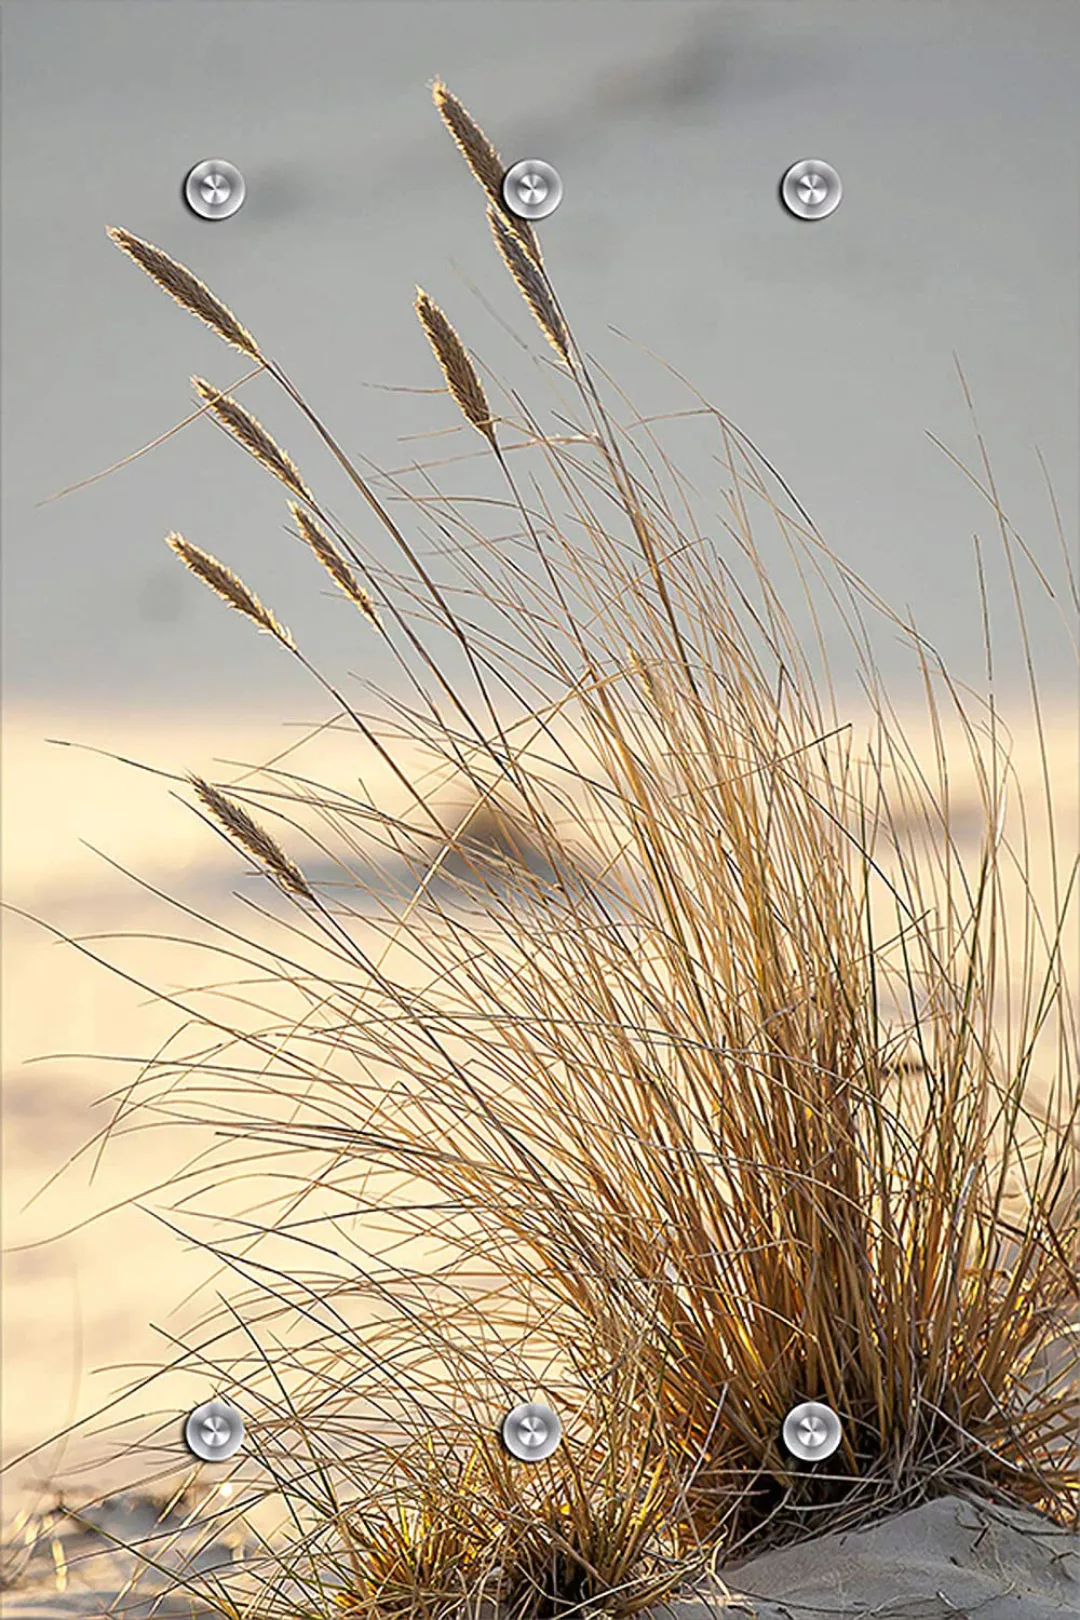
xmin=1 ymin=1490 xmax=1076 ymax=1619
xmin=3 ymin=697 xmax=1077 ymax=1522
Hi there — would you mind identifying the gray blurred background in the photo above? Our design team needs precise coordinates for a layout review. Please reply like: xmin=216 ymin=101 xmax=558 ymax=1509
xmin=2 ymin=0 xmax=1078 ymax=708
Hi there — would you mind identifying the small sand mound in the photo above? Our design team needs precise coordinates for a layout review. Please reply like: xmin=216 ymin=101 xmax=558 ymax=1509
xmin=686 ymin=1495 xmax=1079 ymax=1620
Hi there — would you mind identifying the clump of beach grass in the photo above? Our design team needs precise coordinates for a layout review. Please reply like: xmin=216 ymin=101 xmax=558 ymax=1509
xmin=26 ymin=76 xmax=1079 ymax=1620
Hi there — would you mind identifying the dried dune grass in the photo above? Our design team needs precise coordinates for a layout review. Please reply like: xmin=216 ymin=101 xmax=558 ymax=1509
xmin=487 ymin=204 xmax=570 ymax=362
xmin=166 ymin=531 xmax=296 ymax=648
xmin=107 ymin=226 xmax=261 ymax=359
xmin=289 ymin=501 xmax=383 ymax=628
xmin=415 ymin=289 xmax=498 ymax=449
xmin=193 ymin=377 xmax=311 ymax=499
xmin=190 ymin=774 xmax=314 ymax=900
xmin=431 ymin=79 xmax=542 ymax=263
xmin=41 ymin=77 xmax=1079 ymax=1620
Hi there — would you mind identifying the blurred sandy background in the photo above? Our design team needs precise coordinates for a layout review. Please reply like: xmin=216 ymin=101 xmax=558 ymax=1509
xmin=3 ymin=0 xmax=1077 ymax=1515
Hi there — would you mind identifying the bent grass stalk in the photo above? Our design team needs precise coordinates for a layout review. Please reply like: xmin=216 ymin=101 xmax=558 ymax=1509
xmin=36 ymin=78 xmax=1079 ymax=1620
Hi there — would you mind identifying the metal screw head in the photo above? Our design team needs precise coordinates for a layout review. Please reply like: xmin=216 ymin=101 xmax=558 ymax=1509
xmin=780 ymin=159 xmax=842 ymax=221
xmin=501 ymin=1401 xmax=562 ymax=1462
xmin=781 ymin=1400 xmax=843 ymax=1461
xmin=184 ymin=1399 xmax=245 ymax=1461
xmin=502 ymin=160 xmax=563 ymax=221
xmin=184 ymin=159 xmax=246 ymax=221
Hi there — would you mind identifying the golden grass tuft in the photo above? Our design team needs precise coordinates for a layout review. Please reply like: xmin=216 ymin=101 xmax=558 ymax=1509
xmin=107 ymin=226 xmax=261 ymax=359
xmin=289 ymin=501 xmax=382 ymax=628
xmin=51 ymin=81 xmax=1079 ymax=1620
xmin=335 ymin=1427 xmax=683 ymax=1620
xmin=166 ymin=531 xmax=295 ymax=648
xmin=415 ymin=289 xmax=498 ymax=450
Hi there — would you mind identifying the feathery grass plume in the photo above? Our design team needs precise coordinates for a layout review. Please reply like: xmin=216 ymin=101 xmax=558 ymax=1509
xmin=488 ymin=203 xmax=569 ymax=362
xmin=166 ymin=531 xmax=295 ymax=648
xmin=189 ymin=774 xmax=314 ymax=899
xmin=431 ymin=79 xmax=542 ymax=262
xmin=106 ymin=227 xmax=261 ymax=359
xmin=415 ymin=289 xmax=498 ymax=450
xmin=288 ymin=501 xmax=382 ymax=628
xmin=193 ymin=377 xmax=311 ymax=499
xmin=431 ymin=79 xmax=504 ymax=200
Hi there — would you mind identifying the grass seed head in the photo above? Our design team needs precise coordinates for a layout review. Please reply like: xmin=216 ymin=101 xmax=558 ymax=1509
xmin=193 ymin=378 xmax=311 ymax=499
xmin=487 ymin=204 xmax=569 ymax=362
xmin=431 ymin=80 xmax=542 ymax=262
xmin=106 ymin=227 xmax=261 ymax=359
xmin=415 ymin=289 xmax=498 ymax=450
xmin=289 ymin=502 xmax=383 ymax=629
xmin=166 ymin=531 xmax=296 ymax=649
xmin=189 ymin=775 xmax=314 ymax=899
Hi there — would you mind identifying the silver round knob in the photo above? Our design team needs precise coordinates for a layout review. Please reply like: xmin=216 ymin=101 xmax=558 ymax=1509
xmin=184 ymin=159 xmax=246 ymax=221
xmin=780 ymin=159 xmax=842 ymax=221
xmin=781 ymin=1400 xmax=843 ymax=1461
xmin=184 ymin=1398 xmax=245 ymax=1461
xmin=502 ymin=160 xmax=563 ymax=221
xmin=501 ymin=1401 xmax=562 ymax=1461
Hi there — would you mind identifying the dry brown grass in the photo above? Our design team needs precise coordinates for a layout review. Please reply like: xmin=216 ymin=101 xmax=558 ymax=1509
xmin=106 ymin=227 xmax=261 ymax=359
xmin=26 ymin=77 xmax=1078 ymax=1620
xmin=415 ymin=289 xmax=499 ymax=450
xmin=193 ymin=378 xmax=312 ymax=499
xmin=431 ymin=80 xmax=541 ymax=264
xmin=486 ymin=206 xmax=570 ymax=362
xmin=289 ymin=502 xmax=383 ymax=629
xmin=166 ymin=532 xmax=296 ymax=648
xmin=189 ymin=775 xmax=315 ymax=900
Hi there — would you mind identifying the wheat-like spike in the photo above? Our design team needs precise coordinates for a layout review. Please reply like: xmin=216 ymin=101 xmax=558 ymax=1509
xmin=288 ymin=503 xmax=383 ymax=629
xmin=414 ymin=290 xmax=497 ymax=450
xmin=487 ymin=205 xmax=569 ymax=362
xmin=190 ymin=775 xmax=314 ymax=899
xmin=193 ymin=378 xmax=311 ymax=499
xmin=166 ymin=532 xmax=296 ymax=649
xmin=431 ymin=81 xmax=541 ymax=262
xmin=107 ymin=228 xmax=261 ymax=359
xmin=432 ymin=80 xmax=504 ymax=199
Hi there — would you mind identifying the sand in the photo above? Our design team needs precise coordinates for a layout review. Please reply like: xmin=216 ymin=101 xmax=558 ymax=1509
xmin=700 ymin=1495 xmax=1080 ymax=1619
xmin=2 ymin=1492 xmax=1076 ymax=1619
